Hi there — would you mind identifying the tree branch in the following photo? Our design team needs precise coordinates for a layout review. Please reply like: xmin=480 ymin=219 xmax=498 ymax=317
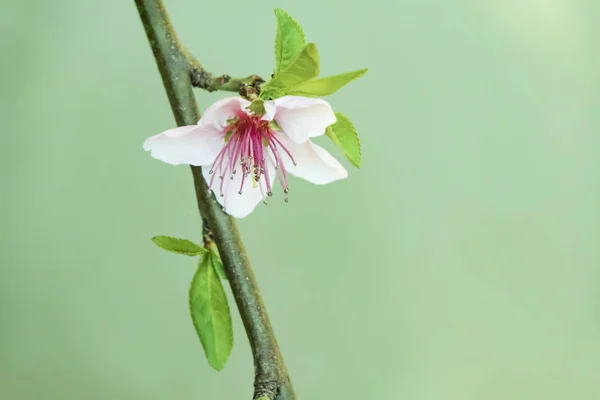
xmin=134 ymin=1 xmax=294 ymax=399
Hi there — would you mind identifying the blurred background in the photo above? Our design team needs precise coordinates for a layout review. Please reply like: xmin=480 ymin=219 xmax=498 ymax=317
xmin=2 ymin=0 xmax=599 ymax=398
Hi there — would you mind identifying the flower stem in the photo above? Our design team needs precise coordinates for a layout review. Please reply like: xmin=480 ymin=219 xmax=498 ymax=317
xmin=134 ymin=1 xmax=294 ymax=399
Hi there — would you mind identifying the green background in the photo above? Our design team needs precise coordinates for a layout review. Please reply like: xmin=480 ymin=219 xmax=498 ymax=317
xmin=2 ymin=0 xmax=599 ymax=399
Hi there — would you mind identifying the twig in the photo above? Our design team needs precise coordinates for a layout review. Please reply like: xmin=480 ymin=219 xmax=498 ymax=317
xmin=187 ymin=55 xmax=265 ymax=93
xmin=134 ymin=1 xmax=294 ymax=398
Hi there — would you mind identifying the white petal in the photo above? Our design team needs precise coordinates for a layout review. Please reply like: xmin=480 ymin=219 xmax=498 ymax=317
xmin=271 ymin=96 xmax=336 ymax=143
xmin=262 ymin=100 xmax=276 ymax=121
xmin=198 ymin=97 xmax=251 ymax=130
xmin=202 ymin=160 xmax=276 ymax=219
xmin=143 ymin=125 xmax=224 ymax=166
xmin=273 ymin=133 xmax=348 ymax=185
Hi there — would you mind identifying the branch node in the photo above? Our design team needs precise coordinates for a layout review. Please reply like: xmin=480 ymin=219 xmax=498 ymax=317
xmin=190 ymin=68 xmax=213 ymax=91
xmin=254 ymin=380 xmax=278 ymax=400
xmin=240 ymin=83 xmax=260 ymax=100
xmin=250 ymin=75 xmax=266 ymax=88
xmin=202 ymin=217 xmax=214 ymax=245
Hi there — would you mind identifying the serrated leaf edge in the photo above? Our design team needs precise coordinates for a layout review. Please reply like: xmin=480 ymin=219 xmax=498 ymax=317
xmin=287 ymin=68 xmax=368 ymax=97
xmin=327 ymin=112 xmax=361 ymax=168
xmin=151 ymin=235 xmax=207 ymax=256
xmin=189 ymin=258 xmax=233 ymax=371
xmin=268 ymin=42 xmax=320 ymax=89
xmin=273 ymin=8 xmax=306 ymax=76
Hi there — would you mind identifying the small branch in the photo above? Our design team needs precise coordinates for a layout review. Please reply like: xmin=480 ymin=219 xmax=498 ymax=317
xmin=184 ymin=50 xmax=264 ymax=93
xmin=192 ymin=69 xmax=265 ymax=93
xmin=134 ymin=1 xmax=294 ymax=399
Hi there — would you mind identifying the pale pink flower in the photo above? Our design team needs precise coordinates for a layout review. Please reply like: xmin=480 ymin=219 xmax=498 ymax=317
xmin=144 ymin=96 xmax=348 ymax=218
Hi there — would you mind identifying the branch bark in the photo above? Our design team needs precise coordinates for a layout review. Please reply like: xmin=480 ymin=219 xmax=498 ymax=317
xmin=135 ymin=1 xmax=295 ymax=398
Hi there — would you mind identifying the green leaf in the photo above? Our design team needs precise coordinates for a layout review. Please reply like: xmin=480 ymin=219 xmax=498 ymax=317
xmin=325 ymin=112 xmax=361 ymax=168
xmin=152 ymin=236 xmax=207 ymax=256
xmin=209 ymin=244 xmax=227 ymax=281
xmin=259 ymin=85 xmax=286 ymax=100
xmin=189 ymin=257 xmax=234 ymax=371
xmin=273 ymin=9 xmax=306 ymax=76
xmin=259 ymin=84 xmax=286 ymax=100
xmin=287 ymin=68 xmax=368 ymax=97
xmin=267 ymin=43 xmax=320 ymax=89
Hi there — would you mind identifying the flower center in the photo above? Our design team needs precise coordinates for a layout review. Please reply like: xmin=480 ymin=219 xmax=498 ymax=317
xmin=207 ymin=114 xmax=296 ymax=208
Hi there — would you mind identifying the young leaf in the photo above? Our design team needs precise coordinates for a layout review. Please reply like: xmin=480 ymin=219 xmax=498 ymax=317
xmin=189 ymin=257 xmax=234 ymax=371
xmin=273 ymin=9 xmax=306 ymax=76
xmin=287 ymin=68 xmax=368 ymax=97
xmin=152 ymin=236 xmax=207 ymax=256
xmin=259 ymin=85 xmax=286 ymax=101
xmin=325 ymin=112 xmax=361 ymax=168
xmin=209 ymin=244 xmax=227 ymax=281
xmin=267 ymin=43 xmax=320 ymax=89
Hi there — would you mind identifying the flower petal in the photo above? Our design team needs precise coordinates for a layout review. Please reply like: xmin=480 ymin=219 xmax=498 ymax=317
xmin=262 ymin=100 xmax=277 ymax=121
xmin=143 ymin=125 xmax=224 ymax=166
xmin=273 ymin=133 xmax=348 ymax=184
xmin=202 ymin=160 xmax=276 ymax=219
xmin=267 ymin=96 xmax=336 ymax=143
xmin=198 ymin=97 xmax=251 ymax=130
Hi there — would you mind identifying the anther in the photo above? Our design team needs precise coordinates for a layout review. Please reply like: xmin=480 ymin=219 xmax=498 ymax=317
xmin=283 ymin=188 xmax=289 ymax=194
xmin=209 ymin=169 xmax=214 ymax=174
xmin=263 ymin=200 xmax=268 ymax=205
xmin=284 ymin=198 xmax=289 ymax=203
xmin=267 ymin=191 xmax=273 ymax=197
xmin=238 ymin=190 xmax=242 ymax=195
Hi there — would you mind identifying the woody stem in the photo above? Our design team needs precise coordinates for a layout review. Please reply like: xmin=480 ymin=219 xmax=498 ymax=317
xmin=134 ymin=1 xmax=295 ymax=399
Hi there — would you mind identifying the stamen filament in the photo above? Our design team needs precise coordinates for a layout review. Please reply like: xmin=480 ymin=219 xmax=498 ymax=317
xmin=207 ymin=113 xmax=296 ymax=205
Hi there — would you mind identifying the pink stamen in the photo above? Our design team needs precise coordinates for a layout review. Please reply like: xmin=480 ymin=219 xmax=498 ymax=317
xmin=208 ymin=114 xmax=294 ymax=204
xmin=265 ymin=135 xmax=290 ymax=190
xmin=270 ymin=134 xmax=297 ymax=166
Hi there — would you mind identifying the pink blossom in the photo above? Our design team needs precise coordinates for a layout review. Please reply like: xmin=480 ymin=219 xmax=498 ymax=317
xmin=144 ymin=96 xmax=347 ymax=218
